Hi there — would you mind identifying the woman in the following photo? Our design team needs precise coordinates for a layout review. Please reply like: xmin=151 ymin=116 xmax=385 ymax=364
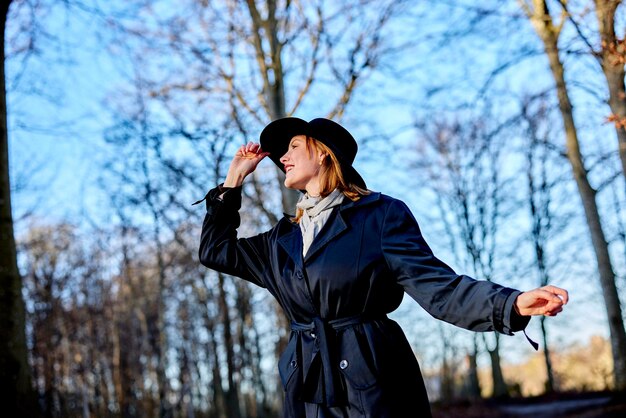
xmin=198 ymin=117 xmax=568 ymax=418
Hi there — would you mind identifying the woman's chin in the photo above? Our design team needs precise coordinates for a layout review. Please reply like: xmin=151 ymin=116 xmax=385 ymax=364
xmin=283 ymin=179 xmax=300 ymax=190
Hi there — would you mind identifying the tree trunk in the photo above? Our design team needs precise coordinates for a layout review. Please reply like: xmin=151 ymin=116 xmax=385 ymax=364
xmin=195 ymin=277 xmax=227 ymax=418
xmin=438 ymin=326 xmax=454 ymax=402
xmin=43 ymin=294 xmax=55 ymax=418
xmin=595 ymin=0 xmax=626 ymax=179
xmin=179 ymin=344 xmax=195 ymax=418
xmin=234 ymin=280 xmax=269 ymax=417
xmin=465 ymin=336 xmax=481 ymax=399
xmin=250 ymin=320 xmax=270 ymax=416
xmin=524 ymin=113 xmax=556 ymax=393
xmin=113 ymin=237 xmax=141 ymax=418
xmin=440 ymin=355 xmax=453 ymax=402
xmin=540 ymin=316 xmax=555 ymax=392
xmin=0 ymin=1 xmax=39 ymax=416
xmin=116 ymin=308 xmax=139 ymax=418
xmin=153 ymin=221 xmax=170 ymax=418
xmin=211 ymin=346 xmax=226 ymax=418
xmin=217 ymin=273 xmax=242 ymax=418
xmin=526 ymin=0 xmax=626 ymax=390
xmin=488 ymin=334 xmax=508 ymax=398
xmin=537 ymin=251 xmax=555 ymax=392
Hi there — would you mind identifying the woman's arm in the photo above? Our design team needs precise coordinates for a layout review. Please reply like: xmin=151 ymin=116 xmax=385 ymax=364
xmin=381 ymin=198 xmax=566 ymax=335
xmin=198 ymin=142 xmax=272 ymax=286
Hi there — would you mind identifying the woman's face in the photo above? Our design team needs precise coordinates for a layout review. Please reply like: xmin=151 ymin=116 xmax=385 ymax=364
xmin=280 ymin=135 xmax=324 ymax=195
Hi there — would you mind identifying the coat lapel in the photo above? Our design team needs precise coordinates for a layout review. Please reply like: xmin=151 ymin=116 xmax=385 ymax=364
xmin=303 ymin=208 xmax=348 ymax=263
xmin=277 ymin=226 xmax=304 ymax=271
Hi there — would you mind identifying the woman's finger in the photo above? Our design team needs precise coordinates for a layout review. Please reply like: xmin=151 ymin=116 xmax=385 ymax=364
xmin=528 ymin=289 xmax=564 ymax=306
xmin=544 ymin=301 xmax=563 ymax=312
xmin=543 ymin=285 xmax=569 ymax=304
xmin=544 ymin=288 xmax=565 ymax=304
xmin=545 ymin=306 xmax=563 ymax=316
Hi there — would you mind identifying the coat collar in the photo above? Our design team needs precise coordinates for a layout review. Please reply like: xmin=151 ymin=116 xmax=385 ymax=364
xmin=279 ymin=191 xmax=382 ymax=265
xmin=281 ymin=191 xmax=382 ymax=221
xmin=338 ymin=191 xmax=381 ymax=212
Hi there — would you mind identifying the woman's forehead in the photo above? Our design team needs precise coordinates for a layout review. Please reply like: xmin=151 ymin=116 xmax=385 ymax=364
xmin=289 ymin=135 xmax=307 ymax=145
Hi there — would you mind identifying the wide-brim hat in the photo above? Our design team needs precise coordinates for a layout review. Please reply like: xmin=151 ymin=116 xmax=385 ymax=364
xmin=259 ymin=117 xmax=367 ymax=189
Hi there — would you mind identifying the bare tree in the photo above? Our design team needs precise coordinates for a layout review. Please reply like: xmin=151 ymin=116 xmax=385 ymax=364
xmin=20 ymin=222 xmax=120 ymax=418
xmin=412 ymin=109 xmax=520 ymax=398
xmin=0 ymin=1 xmax=39 ymax=416
xmin=520 ymin=94 xmax=573 ymax=392
xmin=519 ymin=0 xmax=626 ymax=390
xmin=106 ymin=0 xmax=405 ymax=213
xmin=555 ymin=0 xmax=626 ymax=179
xmin=594 ymin=0 xmax=626 ymax=179
xmin=524 ymin=102 xmax=556 ymax=392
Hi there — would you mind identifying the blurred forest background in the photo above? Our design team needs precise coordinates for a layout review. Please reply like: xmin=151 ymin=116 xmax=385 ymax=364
xmin=1 ymin=0 xmax=626 ymax=417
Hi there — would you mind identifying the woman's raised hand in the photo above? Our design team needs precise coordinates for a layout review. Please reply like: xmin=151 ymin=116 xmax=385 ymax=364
xmin=514 ymin=285 xmax=569 ymax=317
xmin=223 ymin=142 xmax=270 ymax=187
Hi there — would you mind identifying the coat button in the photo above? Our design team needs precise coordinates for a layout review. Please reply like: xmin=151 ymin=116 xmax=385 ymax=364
xmin=290 ymin=360 xmax=297 ymax=368
xmin=296 ymin=271 xmax=304 ymax=280
xmin=339 ymin=360 xmax=349 ymax=369
xmin=310 ymin=331 xmax=316 ymax=338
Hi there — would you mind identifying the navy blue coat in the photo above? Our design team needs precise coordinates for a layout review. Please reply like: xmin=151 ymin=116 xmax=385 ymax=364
xmin=198 ymin=185 xmax=529 ymax=418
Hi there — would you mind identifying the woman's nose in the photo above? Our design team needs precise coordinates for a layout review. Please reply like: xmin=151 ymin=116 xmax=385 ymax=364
xmin=280 ymin=151 xmax=289 ymax=164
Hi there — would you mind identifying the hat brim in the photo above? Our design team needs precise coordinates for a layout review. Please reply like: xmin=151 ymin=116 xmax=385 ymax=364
xmin=260 ymin=118 xmax=367 ymax=190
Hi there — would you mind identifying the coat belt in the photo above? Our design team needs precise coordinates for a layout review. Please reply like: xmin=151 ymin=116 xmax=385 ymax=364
xmin=290 ymin=314 xmax=386 ymax=407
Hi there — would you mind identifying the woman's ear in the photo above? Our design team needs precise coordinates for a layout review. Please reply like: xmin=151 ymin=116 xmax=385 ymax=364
xmin=318 ymin=152 xmax=327 ymax=165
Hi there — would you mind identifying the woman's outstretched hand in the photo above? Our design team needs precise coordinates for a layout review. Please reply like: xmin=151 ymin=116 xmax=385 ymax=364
xmin=223 ymin=142 xmax=270 ymax=187
xmin=514 ymin=285 xmax=569 ymax=317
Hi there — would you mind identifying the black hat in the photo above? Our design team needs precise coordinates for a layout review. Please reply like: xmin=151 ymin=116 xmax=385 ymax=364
xmin=259 ymin=117 xmax=367 ymax=189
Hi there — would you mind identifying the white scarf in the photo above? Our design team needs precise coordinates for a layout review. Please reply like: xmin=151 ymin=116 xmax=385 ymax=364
xmin=296 ymin=189 xmax=345 ymax=256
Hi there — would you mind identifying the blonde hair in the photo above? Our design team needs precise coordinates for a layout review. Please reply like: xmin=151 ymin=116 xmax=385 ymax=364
xmin=293 ymin=137 xmax=370 ymax=223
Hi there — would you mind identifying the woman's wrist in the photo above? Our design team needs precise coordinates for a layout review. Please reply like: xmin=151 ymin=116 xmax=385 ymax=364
xmin=223 ymin=171 xmax=246 ymax=188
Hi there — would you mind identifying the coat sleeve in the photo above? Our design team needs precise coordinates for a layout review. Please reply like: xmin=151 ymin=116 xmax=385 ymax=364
xmin=381 ymin=198 xmax=529 ymax=335
xmin=198 ymin=185 xmax=271 ymax=288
